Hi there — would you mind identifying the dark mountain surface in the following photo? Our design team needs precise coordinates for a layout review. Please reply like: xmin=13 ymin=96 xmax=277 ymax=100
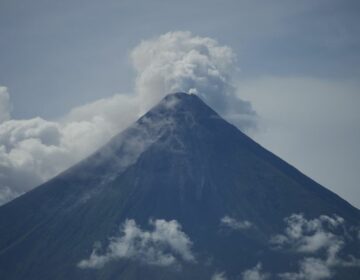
xmin=0 ymin=92 xmax=359 ymax=279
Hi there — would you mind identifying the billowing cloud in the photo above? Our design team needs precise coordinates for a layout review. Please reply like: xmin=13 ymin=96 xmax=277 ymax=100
xmin=221 ymin=216 xmax=253 ymax=230
xmin=0 ymin=31 xmax=256 ymax=206
xmin=242 ymin=263 xmax=269 ymax=280
xmin=78 ymin=219 xmax=195 ymax=269
xmin=131 ymin=31 xmax=256 ymax=128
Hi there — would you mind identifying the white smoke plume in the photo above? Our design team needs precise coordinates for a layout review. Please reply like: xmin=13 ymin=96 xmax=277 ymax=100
xmin=78 ymin=219 xmax=195 ymax=269
xmin=0 ymin=31 xmax=255 ymax=206
xmin=132 ymin=31 xmax=256 ymax=127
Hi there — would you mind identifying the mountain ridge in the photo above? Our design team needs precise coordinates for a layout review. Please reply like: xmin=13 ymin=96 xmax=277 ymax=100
xmin=0 ymin=92 xmax=359 ymax=279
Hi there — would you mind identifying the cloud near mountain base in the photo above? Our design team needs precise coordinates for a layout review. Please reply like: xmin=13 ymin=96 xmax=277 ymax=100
xmin=78 ymin=219 xmax=195 ymax=269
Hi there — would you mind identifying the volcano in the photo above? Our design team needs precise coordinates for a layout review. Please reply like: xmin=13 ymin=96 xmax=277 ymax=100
xmin=0 ymin=92 xmax=359 ymax=280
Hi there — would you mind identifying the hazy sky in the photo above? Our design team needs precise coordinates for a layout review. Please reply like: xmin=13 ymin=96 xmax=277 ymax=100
xmin=0 ymin=0 xmax=359 ymax=207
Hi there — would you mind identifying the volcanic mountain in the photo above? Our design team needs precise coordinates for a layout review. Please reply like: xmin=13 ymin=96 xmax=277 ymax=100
xmin=0 ymin=92 xmax=359 ymax=280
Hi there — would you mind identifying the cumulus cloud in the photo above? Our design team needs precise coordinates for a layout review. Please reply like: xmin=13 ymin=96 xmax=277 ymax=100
xmin=0 ymin=93 xmax=139 ymax=205
xmin=279 ymin=257 xmax=332 ymax=280
xmin=0 ymin=31 xmax=256 ymax=206
xmin=242 ymin=263 xmax=269 ymax=280
xmin=272 ymin=214 xmax=360 ymax=280
xmin=221 ymin=216 xmax=253 ymax=230
xmin=270 ymin=214 xmax=345 ymax=254
xmin=78 ymin=219 xmax=195 ymax=269
xmin=213 ymin=213 xmax=358 ymax=280
xmin=231 ymin=214 xmax=360 ymax=280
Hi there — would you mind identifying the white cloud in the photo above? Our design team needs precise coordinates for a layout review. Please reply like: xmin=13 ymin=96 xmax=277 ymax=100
xmin=217 ymin=214 xmax=358 ymax=280
xmin=270 ymin=214 xmax=344 ymax=254
xmin=0 ymin=94 xmax=140 ymax=205
xmin=221 ymin=216 xmax=253 ymax=230
xmin=279 ymin=257 xmax=332 ymax=280
xmin=78 ymin=219 xmax=195 ymax=269
xmin=242 ymin=263 xmax=269 ymax=280
xmin=272 ymin=214 xmax=360 ymax=279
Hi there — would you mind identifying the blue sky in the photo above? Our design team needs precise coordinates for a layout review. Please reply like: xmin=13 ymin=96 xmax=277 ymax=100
xmin=0 ymin=0 xmax=360 ymax=207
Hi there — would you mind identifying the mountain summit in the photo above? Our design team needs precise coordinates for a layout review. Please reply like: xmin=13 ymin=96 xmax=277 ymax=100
xmin=0 ymin=92 xmax=359 ymax=279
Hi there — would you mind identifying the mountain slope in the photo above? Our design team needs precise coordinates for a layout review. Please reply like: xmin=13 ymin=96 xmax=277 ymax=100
xmin=0 ymin=92 xmax=359 ymax=279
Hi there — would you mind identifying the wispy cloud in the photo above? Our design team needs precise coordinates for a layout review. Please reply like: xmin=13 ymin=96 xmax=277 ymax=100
xmin=78 ymin=219 xmax=195 ymax=269
xmin=220 ymin=216 xmax=253 ymax=231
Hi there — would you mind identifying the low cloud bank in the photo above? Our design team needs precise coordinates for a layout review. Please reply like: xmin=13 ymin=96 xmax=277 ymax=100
xmin=78 ymin=219 xmax=195 ymax=269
